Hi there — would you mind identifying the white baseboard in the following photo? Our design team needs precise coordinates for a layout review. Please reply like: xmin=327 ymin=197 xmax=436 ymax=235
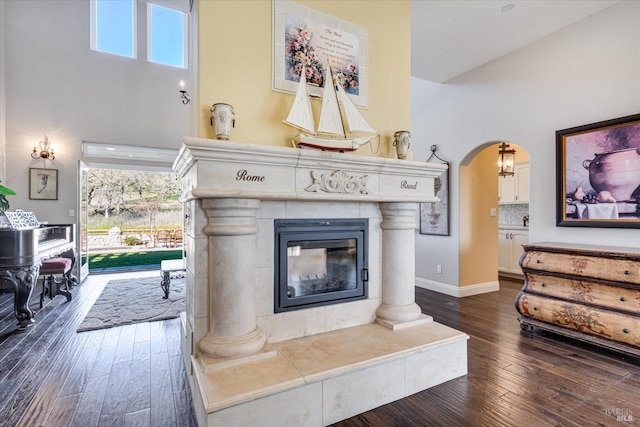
xmin=415 ymin=277 xmax=499 ymax=298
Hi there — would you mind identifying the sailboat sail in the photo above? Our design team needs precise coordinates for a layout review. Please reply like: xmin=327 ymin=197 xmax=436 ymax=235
xmin=337 ymin=84 xmax=376 ymax=134
xmin=283 ymin=66 xmax=315 ymax=134
xmin=317 ymin=69 xmax=346 ymax=137
xmin=285 ymin=61 xmax=377 ymax=152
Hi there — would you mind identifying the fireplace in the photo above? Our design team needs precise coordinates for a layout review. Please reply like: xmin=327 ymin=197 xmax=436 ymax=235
xmin=274 ymin=218 xmax=368 ymax=312
xmin=173 ymin=137 xmax=467 ymax=427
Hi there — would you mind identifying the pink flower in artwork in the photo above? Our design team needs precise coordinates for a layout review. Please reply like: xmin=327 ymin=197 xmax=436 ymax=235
xmin=294 ymin=63 xmax=303 ymax=73
xmin=350 ymin=80 xmax=358 ymax=89
xmin=305 ymin=67 xmax=313 ymax=79
xmin=300 ymin=29 xmax=311 ymax=40
xmin=348 ymin=63 xmax=357 ymax=72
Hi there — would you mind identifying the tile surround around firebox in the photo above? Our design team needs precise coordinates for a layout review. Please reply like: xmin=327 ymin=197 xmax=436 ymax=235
xmin=173 ymin=137 xmax=469 ymax=426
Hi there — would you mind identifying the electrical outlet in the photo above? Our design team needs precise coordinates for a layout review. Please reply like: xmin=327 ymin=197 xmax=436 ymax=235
xmin=436 ymin=264 xmax=442 ymax=274
xmin=68 ymin=209 xmax=75 ymax=217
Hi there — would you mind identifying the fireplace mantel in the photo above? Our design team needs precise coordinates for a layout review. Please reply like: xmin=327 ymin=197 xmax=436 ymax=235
xmin=172 ymin=137 xmax=467 ymax=427
xmin=173 ymin=136 xmax=447 ymax=203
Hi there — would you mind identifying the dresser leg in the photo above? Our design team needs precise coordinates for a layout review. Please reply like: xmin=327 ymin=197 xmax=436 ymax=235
xmin=520 ymin=323 xmax=534 ymax=332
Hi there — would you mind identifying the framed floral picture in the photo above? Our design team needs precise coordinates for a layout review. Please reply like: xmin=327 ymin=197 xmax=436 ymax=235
xmin=29 ymin=168 xmax=58 ymax=200
xmin=556 ymin=113 xmax=640 ymax=228
xmin=272 ymin=0 xmax=369 ymax=107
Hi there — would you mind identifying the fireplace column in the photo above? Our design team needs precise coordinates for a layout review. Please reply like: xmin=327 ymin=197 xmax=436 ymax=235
xmin=376 ymin=202 xmax=423 ymax=326
xmin=199 ymin=198 xmax=266 ymax=359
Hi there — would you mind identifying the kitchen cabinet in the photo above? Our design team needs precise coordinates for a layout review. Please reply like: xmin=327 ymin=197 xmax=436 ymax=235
xmin=498 ymin=228 xmax=528 ymax=276
xmin=498 ymin=162 xmax=529 ymax=203
xmin=516 ymin=242 xmax=640 ymax=357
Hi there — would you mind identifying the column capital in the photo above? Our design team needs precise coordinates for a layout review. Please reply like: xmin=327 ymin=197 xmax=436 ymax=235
xmin=202 ymin=198 xmax=260 ymax=236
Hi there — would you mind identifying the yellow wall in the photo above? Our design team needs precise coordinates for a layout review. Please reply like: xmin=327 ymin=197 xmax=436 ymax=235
xmin=197 ymin=0 xmax=410 ymax=157
xmin=459 ymin=146 xmax=499 ymax=286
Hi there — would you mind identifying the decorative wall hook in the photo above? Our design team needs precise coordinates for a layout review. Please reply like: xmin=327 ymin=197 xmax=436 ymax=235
xmin=179 ymin=80 xmax=190 ymax=104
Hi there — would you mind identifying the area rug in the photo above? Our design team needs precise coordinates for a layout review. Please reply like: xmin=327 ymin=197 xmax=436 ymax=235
xmin=77 ymin=276 xmax=185 ymax=332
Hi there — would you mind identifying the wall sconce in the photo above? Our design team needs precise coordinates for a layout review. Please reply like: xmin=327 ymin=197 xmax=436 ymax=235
xmin=498 ymin=142 xmax=515 ymax=177
xmin=31 ymin=135 xmax=55 ymax=160
xmin=179 ymin=80 xmax=190 ymax=104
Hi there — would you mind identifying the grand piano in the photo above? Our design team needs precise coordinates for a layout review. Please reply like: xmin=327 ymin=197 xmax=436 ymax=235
xmin=0 ymin=224 xmax=76 ymax=329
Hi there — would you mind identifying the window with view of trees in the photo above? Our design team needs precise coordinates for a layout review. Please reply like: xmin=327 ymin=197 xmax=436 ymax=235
xmin=87 ymin=169 xmax=182 ymax=234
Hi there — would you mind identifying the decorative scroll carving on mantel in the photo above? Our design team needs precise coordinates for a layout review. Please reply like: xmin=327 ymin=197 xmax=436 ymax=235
xmin=305 ymin=170 xmax=369 ymax=194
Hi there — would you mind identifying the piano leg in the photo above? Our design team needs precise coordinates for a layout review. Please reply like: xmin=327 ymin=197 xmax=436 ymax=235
xmin=0 ymin=266 xmax=39 ymax=329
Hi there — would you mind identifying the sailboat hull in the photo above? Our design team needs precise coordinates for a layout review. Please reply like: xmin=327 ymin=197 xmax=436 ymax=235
xmin=295 ymin=134 xmax=372 ymax=152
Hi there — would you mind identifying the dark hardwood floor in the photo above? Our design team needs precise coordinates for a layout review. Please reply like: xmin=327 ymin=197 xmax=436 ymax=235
xmin=335 ymin=278 xmax=640 ymax=427
xmin=0 ymin=271 xmax=197 ymax=427
xmin=2 ymin=274 xmax=640 ymax=426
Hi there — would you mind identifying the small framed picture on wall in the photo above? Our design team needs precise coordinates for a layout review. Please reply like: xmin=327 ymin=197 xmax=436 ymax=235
xmin=29 ymin=168 xmax=58 ymax=200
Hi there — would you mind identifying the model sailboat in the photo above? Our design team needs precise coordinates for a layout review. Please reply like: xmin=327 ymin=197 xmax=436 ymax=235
xmin=284 ymin=64 xmax=377 ymax=152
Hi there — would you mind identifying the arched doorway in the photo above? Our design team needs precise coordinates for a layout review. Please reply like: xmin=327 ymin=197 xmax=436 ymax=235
xmin=458 ymin=141 xmax=529 ymax=287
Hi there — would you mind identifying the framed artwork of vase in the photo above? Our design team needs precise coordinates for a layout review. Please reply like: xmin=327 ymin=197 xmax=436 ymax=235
xmin=556 ymin=113 xmax=640 ymax=228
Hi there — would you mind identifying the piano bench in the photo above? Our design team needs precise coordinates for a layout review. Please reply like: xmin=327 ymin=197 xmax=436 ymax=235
xmin=39 ymin=257 xmax=73 ymax=308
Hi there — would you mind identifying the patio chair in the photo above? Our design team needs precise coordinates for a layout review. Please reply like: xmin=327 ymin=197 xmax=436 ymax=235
xmin=156 ymin=230 xmax=171 ymax=247
xmin=171 ymin=229 xmax=183 ymax=247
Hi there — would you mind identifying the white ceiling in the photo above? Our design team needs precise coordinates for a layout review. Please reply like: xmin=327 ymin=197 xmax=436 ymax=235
xmin=411 ymin=0 xmax=621 ymax=83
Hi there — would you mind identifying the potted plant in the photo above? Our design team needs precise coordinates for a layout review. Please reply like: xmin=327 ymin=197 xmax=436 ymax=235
xmin=0 ymin=180 xmax=16 ymax=212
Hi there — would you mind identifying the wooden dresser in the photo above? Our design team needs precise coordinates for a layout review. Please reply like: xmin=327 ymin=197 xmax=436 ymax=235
xmin=516 ymin=242 xmax=640 ymax=357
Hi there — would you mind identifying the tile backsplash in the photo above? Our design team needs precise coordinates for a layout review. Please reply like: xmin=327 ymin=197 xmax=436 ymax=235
xmin=499 ymin=204 xmax=529 ymax=227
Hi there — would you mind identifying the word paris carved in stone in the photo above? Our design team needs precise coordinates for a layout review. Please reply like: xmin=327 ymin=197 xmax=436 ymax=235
xmin=305 ymin=170 xmax=369 ymax=194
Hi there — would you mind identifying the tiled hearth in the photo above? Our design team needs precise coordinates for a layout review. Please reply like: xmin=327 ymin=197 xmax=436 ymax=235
xmin=173 ymin=137 xmax=468 ymax=427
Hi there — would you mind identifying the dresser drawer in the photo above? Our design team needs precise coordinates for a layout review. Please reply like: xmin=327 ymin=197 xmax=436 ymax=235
xmin=523 ymin=273 xmax=640 ymax=314
xmin=522 ymin=250 xmax=640 ymax=284
xmin=516 ymin=293 xmax=640 ymax=349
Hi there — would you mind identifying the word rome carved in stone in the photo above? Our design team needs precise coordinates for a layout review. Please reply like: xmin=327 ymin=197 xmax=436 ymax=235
xmin=305 ymin=170 xmax=369 ymax=194
xmin=235 ymin=169 xmax=265 ymax=182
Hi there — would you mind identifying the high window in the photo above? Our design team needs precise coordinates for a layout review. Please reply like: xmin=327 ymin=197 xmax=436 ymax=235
xmin=90 ymin=0 xmax=188 ymax=69
xmin=148 ymin=3 xmax=187 ymax=68
xmin=90 ymin=0 xmax=136 ymax=58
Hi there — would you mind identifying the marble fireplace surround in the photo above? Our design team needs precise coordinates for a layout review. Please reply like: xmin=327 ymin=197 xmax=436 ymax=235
xmin=173 ymin=137 xmax=468 ymax=426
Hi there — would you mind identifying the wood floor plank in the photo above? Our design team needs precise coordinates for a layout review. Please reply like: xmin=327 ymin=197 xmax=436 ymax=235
xmin=89 ymin=327 xmax=120 ymax=379
xmin=15 ymin=332 xmax=90 ymax=427
xmin=125 ymin=340 xmax=151 ymax=414
xmin=69 ymin=374 xmax=110 ymax=427
xmin=44 ymin=393 xmax=82 ymax=427
xmin=149 ymin=350 xmax=178 ymax=427
xmin=58 ymin=341 xmax=101 ymax=397
xmin=149 ymin=321 xmax=168 ymax=354
xmin=134 ymin=322 xmax=150 ymax=343
xmin=124 ymin=408 xmax=150 ymax=427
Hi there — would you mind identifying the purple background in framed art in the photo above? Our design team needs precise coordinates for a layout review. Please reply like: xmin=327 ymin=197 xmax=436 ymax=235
xmin=556 ymin=113 xmax=640 ymax=228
